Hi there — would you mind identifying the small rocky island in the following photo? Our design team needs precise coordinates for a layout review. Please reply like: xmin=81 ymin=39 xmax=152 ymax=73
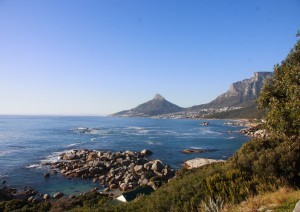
xmin=45 ymin=149 xmax=175 ymax=192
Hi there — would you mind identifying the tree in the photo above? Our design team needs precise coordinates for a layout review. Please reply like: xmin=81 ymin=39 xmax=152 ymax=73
xmin=258 ymin=41 xmax=300 ymax=139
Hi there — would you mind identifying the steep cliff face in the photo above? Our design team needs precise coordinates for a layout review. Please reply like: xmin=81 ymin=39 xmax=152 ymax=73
xmin=189 ymin=72 xmax=273 ymax=110
xmin=112 ymin=94 xmax=184 ymax=117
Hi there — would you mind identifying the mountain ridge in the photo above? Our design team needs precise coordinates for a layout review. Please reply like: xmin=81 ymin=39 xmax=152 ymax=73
xmin=111 ymin=72 xmax=273 ymax=119
xmin=188 ymin=72 xmax=273 ymax=111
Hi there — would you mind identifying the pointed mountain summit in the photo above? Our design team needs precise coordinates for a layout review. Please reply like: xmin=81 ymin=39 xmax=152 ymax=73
xmin=112 ymin=94 xmax=184 ymax=117
xmin=153 ymin=94 xmax=164 ymax=100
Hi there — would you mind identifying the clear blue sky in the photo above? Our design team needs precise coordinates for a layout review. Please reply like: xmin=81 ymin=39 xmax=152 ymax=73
xmin=0 ymin=0 xmax=299 ymax=115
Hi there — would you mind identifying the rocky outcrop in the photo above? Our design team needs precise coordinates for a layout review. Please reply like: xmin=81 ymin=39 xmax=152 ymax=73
xmin=240 ymin=127 xmax=270 ymax=139
xmin=183 ymin=158 xmax=225 ymax=169
xmin=0 ymin=186 xmax=38 ymax=201
xmin=48 ymin=149 xmax=175 ymax=192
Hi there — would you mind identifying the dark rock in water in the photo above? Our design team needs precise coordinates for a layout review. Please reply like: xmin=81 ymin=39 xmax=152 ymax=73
xmin=140 ymin=149 xmax=153 ymax=156
xmin=44 ymin=173 xmax=50 ymax=178
xmin=53 ymin=192 xmax=64 ymax=199
xmin=182 ymin=149 xmax=215 ymax=154
xmin=2 ymin=180 xmax=6 ymax=184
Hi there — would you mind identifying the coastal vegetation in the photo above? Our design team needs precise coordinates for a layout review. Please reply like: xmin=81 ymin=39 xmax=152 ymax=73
xmin=0 ymin=41 xmax=299 ymax=211
xmin=206 ymin=101 xmax=266 ymax=119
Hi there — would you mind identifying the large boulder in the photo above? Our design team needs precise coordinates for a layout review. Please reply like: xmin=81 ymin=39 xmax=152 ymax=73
xmin=151 ymin=160 xmax=164 ymax=172
xmin=92 ymin=160 xmax=103 ymax=167
xmin=143 ymin=162 xmax=152 ymax=170
xmin=63 ymin=153 xmax=79 ymax=160
xmin=87 ymin=152 xmax=98 ymax=161
xmin=121 ymin=160 xmax=131 ymax=166
xmin=53 ymin=192 xmax=64 ymax=199
xmin=140 ymin=149 xmax=153 ymax=156
xmin=128 ymin=163 xmax=135 ymax=172
xmin=120 ymin=183 xmax=129 ymax=191
xmin=89 ymin=167 xmax=101 ymax=174
xmin=134 ymin=165 xmax=144 ymax=173
xmin=43 ymin=194 xmax=50 ymax=200
xmin=136 ymin=158 xmax=148 ymax=165
xmin=183 ymin=158 xmax=225 ymax=169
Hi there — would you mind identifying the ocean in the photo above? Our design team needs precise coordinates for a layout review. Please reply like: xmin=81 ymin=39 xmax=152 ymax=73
xmin=0 ymin=115 xmax=249 ymax=195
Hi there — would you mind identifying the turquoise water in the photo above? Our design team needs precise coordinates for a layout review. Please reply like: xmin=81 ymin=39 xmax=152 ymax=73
xmin=0 ymin=116 xmax=249 ymax=195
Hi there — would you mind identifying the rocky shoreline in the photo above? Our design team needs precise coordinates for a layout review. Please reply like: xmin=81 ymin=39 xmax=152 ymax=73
xmin=1 ymin=148 xmax=225 ymax=209
xmin=239 ymin=127 xmax=270 ymax=139
xmin=44 ymin=149 xmax=175 ymax=193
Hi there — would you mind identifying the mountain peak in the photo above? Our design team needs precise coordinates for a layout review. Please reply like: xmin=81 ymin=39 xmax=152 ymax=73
xmin=112 ymin=94 xmax=183 ymax=117
xmin=153 ymin=94 xmax=164 ymax=100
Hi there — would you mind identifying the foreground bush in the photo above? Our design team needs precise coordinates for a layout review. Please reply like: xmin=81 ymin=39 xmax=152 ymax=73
xmin=229 ymin=137 xmax=300 ymax=186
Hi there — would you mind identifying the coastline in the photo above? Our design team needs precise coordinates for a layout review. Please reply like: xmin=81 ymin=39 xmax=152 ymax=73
xmin=0 ymin=116 xmax=250 ymax=201
xmin=1 ymin=148 xmax=225 ymax=207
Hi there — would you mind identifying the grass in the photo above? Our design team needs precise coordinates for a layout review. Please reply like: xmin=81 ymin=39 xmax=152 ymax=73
xmin=222 ymin=187 xmax=300 ymax=212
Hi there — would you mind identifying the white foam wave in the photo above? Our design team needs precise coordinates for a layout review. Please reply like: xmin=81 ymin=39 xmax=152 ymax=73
xmin=227 ymin=137 xmax=235 ymax=139
xmin=40 ymin=151 xmax=65 ymax=164
xmin=90 ymin=138 xmax=96 ymax=141
xmin=146 ymin=140 xmax=162 ymax=145
xmin=67 ymin=142 xmax=82 ymax=147
xmin=127 ymin=126 xmax=145 ymax=130
xmin=138 ymin=130 xmax=149 ymax=134
xmin=76 ymin=127 xmax=88 ymax=130
xmin=25 ymin=164 xmax=42 ymax=169
xmin=72 ymin=127 xmax=101 ymax=135
xmin=190 ymin=146 xmax=204 ymax=150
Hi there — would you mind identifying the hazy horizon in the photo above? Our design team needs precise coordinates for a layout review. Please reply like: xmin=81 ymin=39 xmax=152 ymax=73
xmin=1 ymin=0 xmax=299 ymax=115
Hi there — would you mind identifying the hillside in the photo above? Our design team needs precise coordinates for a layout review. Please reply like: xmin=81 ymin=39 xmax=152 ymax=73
xmin=206 ymin=101 xmax=266 ymax=119
xmin=188 ymin=72 xmax=273 ymax=111
xmin=112 ymin=94 xmax=184 ymax=117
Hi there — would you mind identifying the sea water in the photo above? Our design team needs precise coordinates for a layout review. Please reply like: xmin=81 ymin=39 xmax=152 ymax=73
xmin=0 ymin=115 xmax=249 ymax=195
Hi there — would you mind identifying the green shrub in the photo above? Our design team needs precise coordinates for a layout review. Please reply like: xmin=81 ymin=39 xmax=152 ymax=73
xmin=3 ymin=199 xmax=28 ymax=211
xmin=229 ymin=137 xmax=300 ymax=186
xmin=258 ymin=41 xmax=300 ymax=139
